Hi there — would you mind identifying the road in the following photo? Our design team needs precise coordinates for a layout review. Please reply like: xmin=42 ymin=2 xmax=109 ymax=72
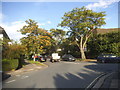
xmin=2 ymin=61 xmax=119 ymax=88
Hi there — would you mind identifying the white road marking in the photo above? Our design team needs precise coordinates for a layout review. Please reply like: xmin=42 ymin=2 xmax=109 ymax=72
xmin=6 ymin=80 xmax=16 ymax=83
xmin=16 ymin=75 xmax=21 ymax=77
xmin=21 ymin=75 xmax=29 ymax=79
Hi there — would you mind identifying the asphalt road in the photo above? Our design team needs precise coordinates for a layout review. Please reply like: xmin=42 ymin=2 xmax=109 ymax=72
xmin=2 ymin=61 xmax=119 ymax=88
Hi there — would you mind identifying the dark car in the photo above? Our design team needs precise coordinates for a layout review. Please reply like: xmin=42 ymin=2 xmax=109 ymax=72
xmin=97 ymin=54 xmax=120 ymax=63
xmin=62 ymin=54 xmax=76 ymax=61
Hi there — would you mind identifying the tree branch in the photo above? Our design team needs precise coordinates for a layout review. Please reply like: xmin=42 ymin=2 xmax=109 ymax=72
xmin=75 ymin=40 xmax=80 ymax=48
xmin=80 ymin=36 xmax=83 ymax=50
xmin=83 ymin=33 xmax=91 ymax=49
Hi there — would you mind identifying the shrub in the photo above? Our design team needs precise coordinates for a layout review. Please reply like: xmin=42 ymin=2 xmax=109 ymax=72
xmin=2 ymin=59 xmax=18 ymax=71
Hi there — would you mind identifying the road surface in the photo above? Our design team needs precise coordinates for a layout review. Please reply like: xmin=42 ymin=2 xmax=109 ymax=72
xmin=2 ymin=61 xmax=119 ymax=88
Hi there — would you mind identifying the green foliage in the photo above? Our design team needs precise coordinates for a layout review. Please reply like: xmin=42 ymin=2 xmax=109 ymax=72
xmin=2 ymin=38 xmax=25 ymax=71
xmin=2 ymin=42 xmax=25 ymax=59
xmin=2 ymin=59 xmax=18 ymax=71
xmin=87 ymin=31 xmax=120 ymax=58
xmin=50 ymin=28 xmax=66 ymax=52
xmin=60 ymin=38 xmax=80 ymax=57
xmin=59 ymin=7 xmax=106 ymax=35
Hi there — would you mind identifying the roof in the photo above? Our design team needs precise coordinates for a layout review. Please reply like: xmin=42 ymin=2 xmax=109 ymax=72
xmin=0 ymin=26 xmax=10 ymax=40
xmin=96 ymin=28 xmax=119 ymax=34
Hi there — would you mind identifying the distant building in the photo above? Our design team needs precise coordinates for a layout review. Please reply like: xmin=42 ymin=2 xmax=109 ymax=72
xmin=0 ymin=26 xmax=10 ymax=40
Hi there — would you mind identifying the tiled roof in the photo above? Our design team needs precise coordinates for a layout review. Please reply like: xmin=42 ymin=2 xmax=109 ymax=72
xmin=94 ymin=28 xmax=119 ymax=34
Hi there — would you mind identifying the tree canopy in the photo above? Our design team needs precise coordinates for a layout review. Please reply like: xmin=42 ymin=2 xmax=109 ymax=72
xmin=50 ymin=28 xmax=66 ymax=52
xmin=19 ymin=19 xmax=52 ymax=57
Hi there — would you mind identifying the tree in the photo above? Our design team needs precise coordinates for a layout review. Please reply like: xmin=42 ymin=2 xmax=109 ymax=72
xmin=59 ymin=6 xmax=106 ymax=59
xmin=19 ymin=19 xmax=52 ymax=58
xmin=50 ymin=28 xmax=66 ymax=52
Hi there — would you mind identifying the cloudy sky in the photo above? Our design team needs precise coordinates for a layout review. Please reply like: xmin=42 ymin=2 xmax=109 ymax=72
xmin=0 ymin=0 xmax=119 ymax=41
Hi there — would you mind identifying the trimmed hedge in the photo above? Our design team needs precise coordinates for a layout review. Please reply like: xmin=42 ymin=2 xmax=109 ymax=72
xmin=2 ymin=59 xmax=18 ymax=71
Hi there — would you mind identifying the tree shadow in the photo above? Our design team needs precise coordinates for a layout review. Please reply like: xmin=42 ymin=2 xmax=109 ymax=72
xmin=53 ymin=63 xmax=119 ymax=88
xmin=53 ymin=70 xmax=99 ymax=88
xmin=85 ymin=63 xmax=119 ymax=73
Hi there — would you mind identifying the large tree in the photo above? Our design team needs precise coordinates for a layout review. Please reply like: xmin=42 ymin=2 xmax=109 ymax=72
xmin=59 ymin=6 xmax=106 ymax=59
xmin=19 ymin=19 xmax=52 ymax=58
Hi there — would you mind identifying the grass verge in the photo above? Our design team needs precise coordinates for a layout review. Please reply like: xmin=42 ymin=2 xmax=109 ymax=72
xmin=27 ymin=60 xmax=47 ymax=66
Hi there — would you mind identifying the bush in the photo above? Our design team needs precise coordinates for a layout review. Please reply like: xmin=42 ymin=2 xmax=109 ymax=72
xmin=2 ymin=59 xmax=18 ymax=71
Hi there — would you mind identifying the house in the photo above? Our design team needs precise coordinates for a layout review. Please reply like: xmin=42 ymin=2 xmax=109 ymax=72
xmin=0 ymin=26 xmax=10 ymax=40
xmin=0 ymin=26 xmax=10 ymax=58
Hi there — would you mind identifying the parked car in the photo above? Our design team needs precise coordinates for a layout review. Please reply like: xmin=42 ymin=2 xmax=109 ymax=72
xmin=38 ymin=55 xmax=46 ymax=62
xmin=51 ymin=53 xmax=61 ymax=63
xmin=45 ymin=55 xmax=52 ymax=61
xmin=62 ymin=54 xmax=76 ymax=61
xmin=97 ymin=54 xmax=120 ymax=63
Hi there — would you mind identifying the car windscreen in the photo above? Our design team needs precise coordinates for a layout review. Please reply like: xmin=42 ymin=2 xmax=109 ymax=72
xmin=68 ymin=55 xmax=74 ymax=58
xmin=62 ymin=54 xmax=74 ymax=58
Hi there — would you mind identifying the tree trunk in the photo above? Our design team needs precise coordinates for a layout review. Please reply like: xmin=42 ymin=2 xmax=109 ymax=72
xmin=80 ymin=36 xmax=86 ymax=60
xmin=80 ymin=47 xmax=86 ymax=60
xmin=16 ymin=55 xmax=24 ymax=70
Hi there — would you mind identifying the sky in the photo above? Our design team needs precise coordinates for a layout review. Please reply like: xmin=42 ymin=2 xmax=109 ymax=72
xmin=0 ymin=0 xmax=119 ymax=41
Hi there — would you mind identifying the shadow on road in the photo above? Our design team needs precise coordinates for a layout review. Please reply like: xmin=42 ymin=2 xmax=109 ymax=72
xmin=53 ymin=69 xmax=100 ymax=88
xmin=53 ymin=62 xmax=119 ymax=88
xmin=85 ymin=63 xmax=119 ymax=72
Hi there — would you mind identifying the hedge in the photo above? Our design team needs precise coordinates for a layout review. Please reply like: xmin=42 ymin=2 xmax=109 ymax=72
xmin=2 ymin=59 xmax=18 ymax=71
